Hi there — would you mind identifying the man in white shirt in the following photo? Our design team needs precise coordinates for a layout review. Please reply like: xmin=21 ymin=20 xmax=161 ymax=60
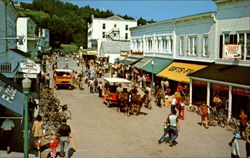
xmin=1 ymin=119 xmax=15 ymax=154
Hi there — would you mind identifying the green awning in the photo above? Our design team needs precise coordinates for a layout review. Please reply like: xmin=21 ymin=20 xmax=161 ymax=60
xmin=142 ymin=58 xmax=173 ymax=74
xmin=120 ymin=57 xmax=141 ymax=66
xmin=133 ymin=58 xmax=152 ymax=69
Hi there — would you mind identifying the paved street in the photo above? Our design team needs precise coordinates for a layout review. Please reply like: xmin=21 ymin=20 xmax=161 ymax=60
xmin=55 ymin=57 xmax=247 ymax=158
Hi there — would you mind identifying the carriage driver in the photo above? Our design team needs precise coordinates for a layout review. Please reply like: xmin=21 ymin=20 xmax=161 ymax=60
xmin=116 ymin=84 xmax=123 ymax=93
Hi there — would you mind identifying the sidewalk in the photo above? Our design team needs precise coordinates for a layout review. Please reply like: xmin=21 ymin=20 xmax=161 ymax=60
xmin=0 ymin=150 xmax=36 ymax=158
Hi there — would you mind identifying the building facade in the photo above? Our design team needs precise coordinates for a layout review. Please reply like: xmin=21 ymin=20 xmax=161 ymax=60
xmin=87 ymin=15 xmax=137 ymax=57
xmin=16 ymin=17 xmax=38 ymax=60
xmin=38 ymin=28 xmax=50 ymax=54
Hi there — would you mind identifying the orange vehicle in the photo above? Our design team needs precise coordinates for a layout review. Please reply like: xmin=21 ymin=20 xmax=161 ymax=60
xmin=54 ymin=69 xmax=73 ymax=89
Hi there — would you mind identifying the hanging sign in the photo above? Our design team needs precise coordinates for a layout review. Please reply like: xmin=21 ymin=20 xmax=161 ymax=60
xmin=131 ymin=51 xmax=143 ymax=55
xmin=223 ymin=44 xmax=242 ymax=59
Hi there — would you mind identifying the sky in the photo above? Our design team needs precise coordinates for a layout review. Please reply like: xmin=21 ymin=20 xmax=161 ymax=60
xmin=17 ymin=0 xmax=217 ymax=22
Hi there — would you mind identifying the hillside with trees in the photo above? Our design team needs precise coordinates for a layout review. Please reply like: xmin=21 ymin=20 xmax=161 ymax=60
xmin=16 ymin=0 xmax=155 ymax=49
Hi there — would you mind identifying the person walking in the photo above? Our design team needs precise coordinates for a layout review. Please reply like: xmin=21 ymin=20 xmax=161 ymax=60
xmin=28 ymin=96 xmax=38 ymax=121
xmin=32 ymin=115 xmax=43 ymax=152
xmin=98 ymin=81 xmax=103 ymax=97
xmin=57 ymin=119 xmax=71 ymax=158
xmin=199 ymin=102 xmax=209 ymax=129
xmin=156 ymin=88 xmax=163 ymax=107
xmin=0 ymin=119 xmax=15 ymax=154
xmin=239 ymin=109 xmax=248 ymax=138
xmin=229 ymin=133 xmax=241 ymax=158
xmin=158 ymin=109 xmax=180 ymax=147
xmin=246 ymin=136 xmax=250 ymax=158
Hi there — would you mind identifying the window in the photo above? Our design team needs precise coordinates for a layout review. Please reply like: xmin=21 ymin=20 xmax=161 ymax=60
xmin=0 ymin=62 xmax=11 ymax=73
xmin=125 ymin=33 xmax=128 ymax=40
xmin=102 ymin=32 xmax=105 ymax=38
xmin=219 ymin=33 xmax=250 ymax=60
xmin=157 ymin=39 xmax=161 ymax=52
xmin=179 ymin=36 xmax=184 ymax=55
xmin=148 ymin=39 xmax=153 ymax=51
xmin=114 ymin=24 xmax=116 ymax=27
xmin=136 ymin=40 xmax=140 ymax=51
xmin=203 ymin=35 xmax=208 ymax=56
xmin=162 ymin=38 xmax=166 ymax=52
xmin=125 ymin=25 xmax=128 ymax=30
xmin=188 ymin=36 xmax=197 ymax=56
xmin=103 ymin=23 xmax=106 ymax=29
xmin=170 ymin=38 xmax=173 ymax=53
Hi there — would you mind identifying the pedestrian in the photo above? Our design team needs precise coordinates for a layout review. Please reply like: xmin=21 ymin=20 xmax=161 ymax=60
xmin=170 ymin=95 xmax=177 ymax=114
xmin=142 ymin=74 xmax=146 ymax=89
xmin=239 ymin=109 xmax=248 ymax=138
xmin=199 ymin=102 xmax=209 ymax=129
xmin=158 ymin=109 xmax=180 ymax=147
xmin=156 ymin=88 xmax=163 ymax=107
xmin=57 ymin=119 xmax=71 ymax=158
xmin=28 ymin=96 xmax=38 ymax=121
xmin=94 ymin=78 xmax=98 ymax=93
xmin=0 ymin=119 xmax=15 ymax=154
xmin=32 ymin=115 xmax=43 ymax=151
xmin=89 ymin=79 xmax=94 ymax=93
xmin=229 ymin=133 xmax=241 ymax=158
xmin=98 ymin=81 xmax=103 ymax=97
xmin=178 ymin=99 xmax=185 ymax=120
xmin=145 ymin=74 xmax=151 ymax=86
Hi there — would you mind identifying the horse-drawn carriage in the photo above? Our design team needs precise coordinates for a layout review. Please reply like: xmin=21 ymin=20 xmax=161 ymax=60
xmin=103 ymin=77 xmax=147 ymax=116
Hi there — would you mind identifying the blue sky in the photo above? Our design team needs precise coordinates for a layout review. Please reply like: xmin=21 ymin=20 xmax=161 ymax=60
xmin=17 ymin=0 xmax=217 ymax=21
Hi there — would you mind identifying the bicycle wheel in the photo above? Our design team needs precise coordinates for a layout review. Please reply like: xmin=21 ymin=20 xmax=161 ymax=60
xmin=218 ymin=118 xmax=226 ymax=128
xmin=63 ymin=110 xmax=72 ymax=119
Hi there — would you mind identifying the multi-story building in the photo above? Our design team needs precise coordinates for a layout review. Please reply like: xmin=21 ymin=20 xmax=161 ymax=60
xmin=16 ymin=17 xmax=38 ymax=60
xmin=87 ymin=15 xmax=137 ymax=62
xmin=130 ymin=0 xmax=250 ymax=118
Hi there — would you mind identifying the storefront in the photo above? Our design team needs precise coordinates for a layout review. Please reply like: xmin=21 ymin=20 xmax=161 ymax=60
xmin=189 ymin=64 xmax=250 ymax=118
xmin=132 ymin=57 xmax=152 ymax=80
xmin=0 ymin=73 xmax=24 ymax=151
xmin=157 ymin=61 xmax=207 ymax=94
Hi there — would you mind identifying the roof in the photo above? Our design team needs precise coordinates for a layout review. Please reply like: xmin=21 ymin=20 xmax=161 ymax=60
xmin=130 ymin=11 xmax=216 ymax=30
xmin=107 ymin=15 xmax=124 ymax=20
xmin=100 ymin=41 xmax=130 ymax=55
xmin=55 ymin=69 xmax=73 ymax=72
xmin=10 ymin=49 xmax=31 ymax=57
xmin=103 ymin=77 xmax=131 ymax=83
xmin=188 ymin=64 xmax=250 ymax=87
xmin=133 ymin=57 xmax=152 ymax=69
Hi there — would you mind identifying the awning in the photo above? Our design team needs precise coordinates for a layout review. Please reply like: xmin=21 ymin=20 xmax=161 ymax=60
xmin=120 ymin=57 xmax=141 ymax=66
xmin=0 ymin=73 xmax=24 ymax=116
xmin=157 ymin=62 xmax=207 ymax=83
xmin=82 ymin=51 xmax=97 ymax=55
xmin=141 ymin=58 xmax=172 ymax=74
xmin=188 ymin=64 xmax=250 ymax=88
xmin=133 ymin=57 xmax=152 ymax=69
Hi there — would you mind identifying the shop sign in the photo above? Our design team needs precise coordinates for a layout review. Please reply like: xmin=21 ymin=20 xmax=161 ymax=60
xmin=19 ymin=62 xmax=40 ymax=74
xmin=131 ymin=51 xmax=143 ymax=56
xmin=168 ymin=66 xmax=194 ymax=75
xmin=232 ymin=87 xmax=250 ymax=96
xmin=192 ymin=80 xmax=207 ymax=87
xmin=211 ymin=83 xmax=229 ymax=91
xmin=0 ymin=80 xmax=17 ymax=104
xmin=120 ymin=51 xmax=129 ymax=57
xmin=223 ymin=44 xmax=241 ymax=59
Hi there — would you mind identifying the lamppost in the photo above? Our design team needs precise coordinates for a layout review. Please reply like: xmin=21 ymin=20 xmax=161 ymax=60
xmin=22 ymin=77 xmax=31 ymax=158
xmin=151 ymin=58 xmax=154 ymax=90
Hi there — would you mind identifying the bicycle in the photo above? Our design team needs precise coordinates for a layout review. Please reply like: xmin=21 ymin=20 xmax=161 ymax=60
xmin=226 ymin=115 xmax=240 ymax=132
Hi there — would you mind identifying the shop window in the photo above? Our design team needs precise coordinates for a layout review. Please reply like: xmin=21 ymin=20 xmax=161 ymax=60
xmin=188 ymin=36 xmax=197 ymax=56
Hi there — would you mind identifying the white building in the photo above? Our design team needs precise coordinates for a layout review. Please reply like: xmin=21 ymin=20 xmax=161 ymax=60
xmin=16 ymin=17 xmax=38 ymax=60
xmin=214 ymin=0 xmax=250 ymax=66
xmin=87 ymin=15 xmax=137 ymax=58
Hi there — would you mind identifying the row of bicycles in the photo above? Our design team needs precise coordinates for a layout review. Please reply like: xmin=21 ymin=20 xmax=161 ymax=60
xmin=188 ymin=104 xmax=250 ymax=140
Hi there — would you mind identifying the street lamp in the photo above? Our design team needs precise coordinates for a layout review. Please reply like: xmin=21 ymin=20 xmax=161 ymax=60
xmin=151 ymin=58 xmax=154 ymax=89
xmin=22 ymin=77 xmax=31 ymax=158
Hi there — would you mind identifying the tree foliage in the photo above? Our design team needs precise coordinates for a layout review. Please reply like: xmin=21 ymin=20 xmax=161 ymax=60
xmin=17 ymin=0 xmax=154 ymax=48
